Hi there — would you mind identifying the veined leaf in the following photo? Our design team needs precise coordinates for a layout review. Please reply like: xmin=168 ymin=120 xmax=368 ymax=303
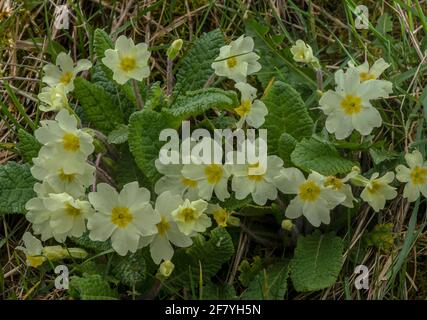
xmin=93 ymin=29 xmax=113 ymax=60
xmin=291 ymin=138 xmax=358 ymax=175
xmin=0 ymin=162 xmax=36 ymax=214
xmin=173 ymin=29 xmax=224 ymax=96
xmin=74 ymin=77 xmax=125 ymax=133
xmin=262 ymin=81 xmax=313 ymax=155
xmin=16 ymin=129 xmax=41 ymax=163
xmin=111 ymin=251 xmax=146 ymax=287
xmin=128 ymin=110 xmax=176 ymax=184
xmin=69 ymin=274 xmax=117 ymax=300
xmin=108 ymin=124 xmax=129 ymax=144
xmin=167 ymin=88 xmax=238 ymax=119
xmin=240 ymin=261 xmax=289 ymax=300
xmin=290 ymin=231 xmax=343 ymax=292
xmin=277 ymin=132 xmax=297 ymax=167
xmin=168 ymin=227 xmax=234 ymax=288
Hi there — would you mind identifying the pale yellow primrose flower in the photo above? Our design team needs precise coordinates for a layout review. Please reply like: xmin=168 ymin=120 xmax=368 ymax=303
xmin=232 ymin=155 xmax=284 ymax=206
xmin=42 ymin=52 xmax=92 ymax=92
xmin=206 ymin=203 xmax=239 ymax=228
xmin=102 ymin=35 xmax=151 ymax=85
xmin=38 ymin=84 xmax=69 ymax=112
xmin=88 ymin=182 xmax=159 ymax=256
xmin=396 ymin=149 xmax=427 ymax=202
xmin=275 ymin=168 xmax=345 ymax=227
xmin=16 ymin=232 xmax=45 ymax=267
xmin=319 ymin=67 xmax=388 ymax=140
xmin=171 ymin=198 xmax=212 ymax=236
xmin=234 ymin=82 xmax=268 ymax=128
xmin=290 ymin=40 xmax=319 ymax=67
xmin=26 ymin=192 xmax=93 ymax=243
xmin=31 ymin=147 xmax=95 ymax=198
xmin=318 ymin=171 xmax=357 ymax=208
xmin=348 ymin=58 xmax=392 ymax=98
xmin=139 ymin=191 xmax=192 ymax=264
xmin=360 ymin=172 xmax=397 ymax=212
xmin=35 ymin=109 xmax=94 ymax=161
xmin=211 ymin=35 xmax=261 ymax=83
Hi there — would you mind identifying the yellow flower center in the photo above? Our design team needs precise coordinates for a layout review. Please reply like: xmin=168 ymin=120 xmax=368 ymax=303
xmin=213 ymin=208 xmax=229 ymax=227
xmin=156 ymin=216 xmax=171 ymax=235
xmin=226 ymin=57 xmax=237 ymax=68
xmin=247 ymin=162 xmax=265 ymax=182
xmin=111 ymin=207 xmax=133 ymax=228
xmin=340 ymin=94 xmax=362 ymax=115
xmin=27 ymin=256 xmax=45 ymax=268
xmin=367 ymin=181 xmax=382 ymax=194
xmin=324 ymin=176 xmax=343 ymax=190
xmin=65 ymin=203 xmax=82 ymax=217
xmin=62 ymin=133 xmax=80 ymax=152
xmin=178 ymin=207 xmax=197 ymax=223
xmin=181 ymin=177 xmax=198 ymax=188
xmin=410 ymin=166 xmax=427 ymax=185
xmin=234 ymin=99 xmax=251 ymax=117
xmin=58 ymin=168 xmax=76 ymax=183
xmin=299 ymin=180 xmax=321 ymax=202
xmin=59 ymin=71 xmax=74 ymax=85
xmin=204 ymin=164 xmax=223 ymax=184
xmin=359 ymin=72 xmax=376 ymax=81
xmin=120 ymin=56 xmax=137 ymax=72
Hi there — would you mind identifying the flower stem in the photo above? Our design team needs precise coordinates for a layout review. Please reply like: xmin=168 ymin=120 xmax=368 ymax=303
xmin=131 ymin=79 xmax=144 ymax=110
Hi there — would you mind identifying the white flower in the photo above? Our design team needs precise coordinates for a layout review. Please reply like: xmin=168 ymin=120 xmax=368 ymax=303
xmin=290 ymin=40 xmax=319 ymax=67
xmin=171 ymin=198 xmax=211 ymax=236
xmin=154 ymin=159 xmax=199 ymax=201
xmin=88 ymin=182 xmax=159 ymax=256
xmin=16 ymin=232 xmax=45 ymax=267
xmin=139 ymin=192 xmax=192 ymax=264
xmin=234 ymin=82 xmax=268 ymax=128
xmin=38 ymin=84 xmax=68 ymax=112
xmin=31 ymin=148 xmax=95 ymax=198
xmin=34 ymin=109 xmax=94 ymax=160
xmin=395 ymin=149 xmax=427 ymax=202
xmin=182 ymin=163 xmax=231 ymax=201
xmin=320 ymin=172 xmax=356 ymax=208
xmin=232 ymin=155 xmax=284 ymax=205
xmin=276 ymin=168 xmax=345 ymax=227
xmin=360 ymin=172 xmax=397 ymax=212
xmin=319 ymin=67 xmax=387 ymax=139
xmin=102 ymin=35 xmax=150 ymax=85
xmin=348 ymin=58 xmax=392 ymax=97
xmin=42 ymin=52 xmax=92 ymax=92
xmin=26 ymin=193 xmax=93 ymax=242
xmin=211 ymin=35 xmax=261 ymax=83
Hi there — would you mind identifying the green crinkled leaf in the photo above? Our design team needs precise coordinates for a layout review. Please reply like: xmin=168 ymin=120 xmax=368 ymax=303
xmin=168 ymin=227 xmax=234 ymax=288
xmin=262 ymin=81 xmax=313 ymax=155
xmin=145 ymin=81 xmax=167 ymax=111
xmin=111 ymin=251 xmax=146 ymax=286
xmin=173 ymin=29 xmax=224 ymax=96
xmin=74 ymin=77 xmax=125 ymax=133
xmin=108 ymin=124 xmax=129 ymax=144
xmin=0 ymin=162 xmax=36 ymax=214
xmin=202 ymin=282 xmax=237 ymax=300
xmin=240 ymin=261 xmax=289 ymax=300
xmin=167 ymin=88 xmax=238 ymax=119
xmin=16 ymin=129 xmax=41 ymax=162
xmin=72 ymin=232 xmax=112 ymax=253
xmin=128 ymin=110 xmax=176 ymax=184
xmin=238 ymin=256 xmax=264 ymax=287
xmin=290 ymin=231 xmax=343 ymax=292
xmin=291 ymin=138 xmax=358 ymax=175
xmin=93 ymin=28 xmax=113 ymax=60
xmin=277 ymin=132 xmax=297 ymax=167
xmin=69 ymin=274 xmax=118 ymax=300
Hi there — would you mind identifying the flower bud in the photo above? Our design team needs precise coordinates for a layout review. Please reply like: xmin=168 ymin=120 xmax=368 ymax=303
xmin=158 ymin=260 xmax=175 ymax=279
xmin=281 ymin=219 xmax=294 ymax=231
xmin=167 ymin=39 xmax=183 ymax=61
